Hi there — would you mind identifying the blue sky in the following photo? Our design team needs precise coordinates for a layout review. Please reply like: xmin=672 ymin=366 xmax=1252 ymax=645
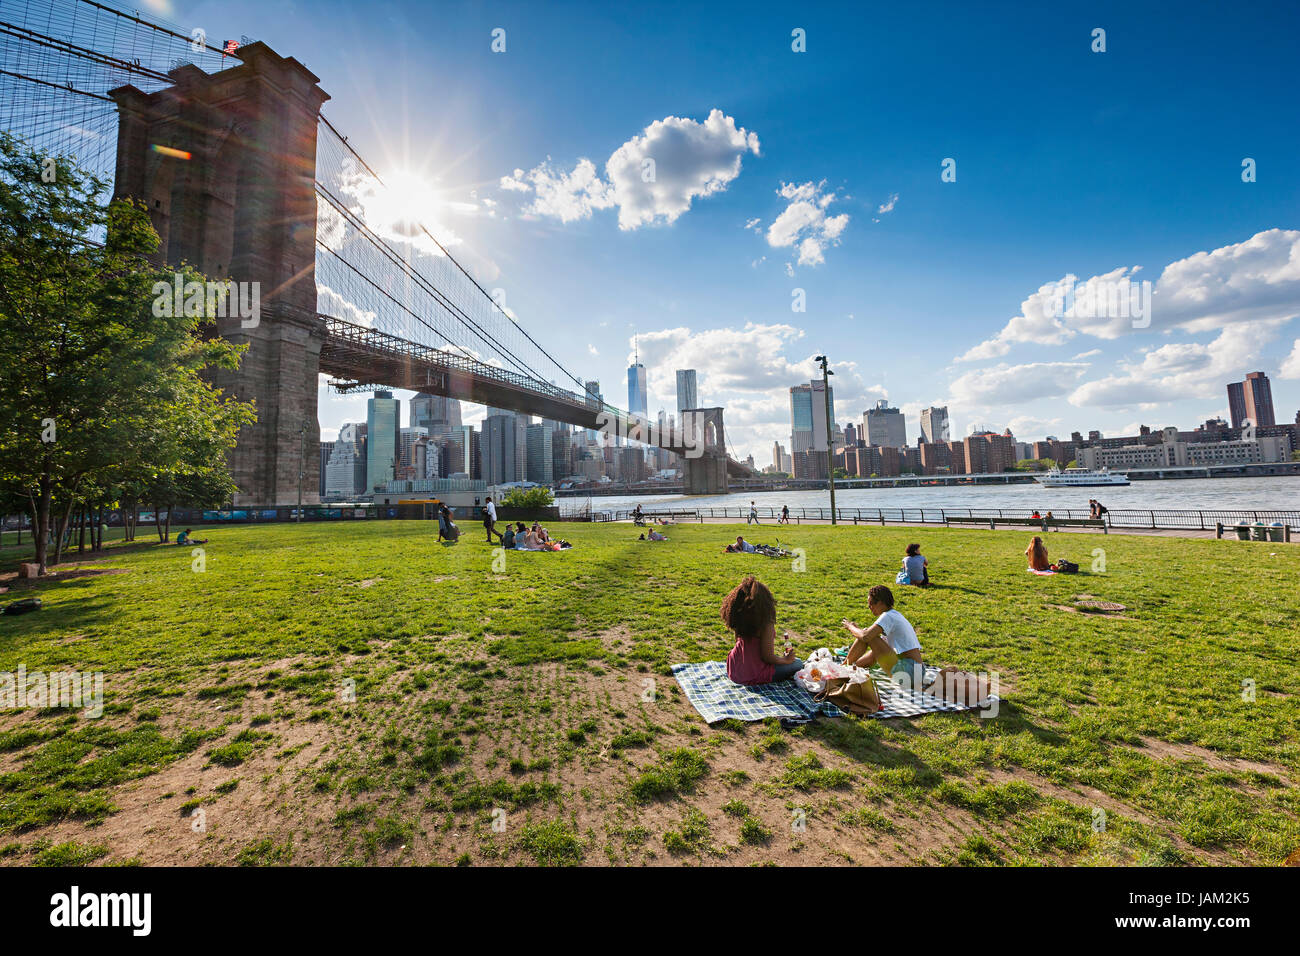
xmin=153 ymin=0 xmax=1300 ymax=460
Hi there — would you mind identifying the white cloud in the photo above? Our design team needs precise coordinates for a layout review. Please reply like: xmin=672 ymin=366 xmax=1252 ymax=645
xmin=950 ymin=361 xmax=1091 ymax=406
xmin=500 ymin=158 xmax=613 ymax=224
xmin=1280 ymin=338 xmax=1300 ymax=379
xmin=766 ymin=180 xmax=850 ymax=267
xmin=958 ymin=230 xmax=1300 ymax=362
xmin=876 ymin=192 xmax=898 ymax=215
xmin=587 ymin=344 xmax=600 ymax=356
xmin=1154 ymin=228 xmax=1300 ymax=332
xmin=1068 ymin=321 xmax=1286 ymax=407
xmin=499 ymin=109 xmax=759 ymax=230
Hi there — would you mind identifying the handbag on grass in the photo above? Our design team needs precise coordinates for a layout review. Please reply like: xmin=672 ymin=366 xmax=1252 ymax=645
xmin=815 ymin=674 xmax=882 ymax=715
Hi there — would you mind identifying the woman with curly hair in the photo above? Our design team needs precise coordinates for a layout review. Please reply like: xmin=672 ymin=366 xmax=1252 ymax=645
xmin=720 ymin=575 xmax=801 ymax=685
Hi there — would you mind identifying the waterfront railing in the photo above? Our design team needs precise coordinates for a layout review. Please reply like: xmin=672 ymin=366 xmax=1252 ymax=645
xmin=606 ymin=506 xmax=1300 ymax=531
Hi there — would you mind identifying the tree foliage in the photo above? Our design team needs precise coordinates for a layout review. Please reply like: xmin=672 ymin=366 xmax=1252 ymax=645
xmin=501 ymin=485 xmax=555 ymax=509
xmin=0 ymin=133 xmax=255 ymax=572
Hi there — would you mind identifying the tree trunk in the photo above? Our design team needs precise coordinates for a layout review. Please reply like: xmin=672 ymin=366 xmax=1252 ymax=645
xmin=164 ymin=504 xmax=172 ymax=543
xmin=52 ymin=494 xmax=76 ymax=567
xmin=78 ymin=503 xmax=87 ymax=554
xmin=154 ymin=502 xmax=164 ymax=541
xmin=34 ymin=477 xmax=51 ymax=575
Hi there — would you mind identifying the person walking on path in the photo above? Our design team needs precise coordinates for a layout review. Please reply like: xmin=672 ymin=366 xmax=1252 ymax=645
xmin=747 ymin=501 xmax=760 ymax=524
xmin=779 ymin=504 xmax=790 ymax=525
xmin=483 ymin=496 xmax=503 ymax=544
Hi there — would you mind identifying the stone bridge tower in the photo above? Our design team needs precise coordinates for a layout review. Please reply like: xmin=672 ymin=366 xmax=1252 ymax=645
xmin=110 ymin=43 xmax=329 ymax=505
xmin=681 ymin=406 xmax=729 ymax=495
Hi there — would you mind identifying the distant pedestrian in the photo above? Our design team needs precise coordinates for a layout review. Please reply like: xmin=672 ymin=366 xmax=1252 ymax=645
xmin=483 ymin=496 xmax=503 ymax=543
xmin=1095 ymin=500 xmax=1108 ymax=523
xmin=1088 ymin=499 xmax=1098 ymax=519
xmin=779 ymin=504 xmax=790 ymax=524
xmin=747 ymin=501 xmax=760 ymax=524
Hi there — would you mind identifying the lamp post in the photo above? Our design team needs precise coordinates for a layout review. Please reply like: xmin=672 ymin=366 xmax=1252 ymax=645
xmin=816 ymin=355 xmax=837 ymax=525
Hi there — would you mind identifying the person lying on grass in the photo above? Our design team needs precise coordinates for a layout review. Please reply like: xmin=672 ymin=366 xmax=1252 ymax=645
xmin=724 ymin=535 xmax=757 ymax=553
xmin=1026 ymin=535 xmax=1050 ymax=571
xmin=721 ymin=575 xmax=802 ymax=685
xmin=638 ymin=530 xmax=667 ymax=541
xmin=841 ymin=584 xmax=925 ymax=690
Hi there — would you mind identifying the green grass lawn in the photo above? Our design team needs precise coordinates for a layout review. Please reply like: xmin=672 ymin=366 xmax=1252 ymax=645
xmin=0 ymin=519 xmax=1296 ymax=866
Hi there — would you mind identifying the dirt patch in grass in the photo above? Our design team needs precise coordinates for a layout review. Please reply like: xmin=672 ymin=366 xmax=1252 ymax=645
xmin=1131 ymin=736 xmax=1292 ymax=781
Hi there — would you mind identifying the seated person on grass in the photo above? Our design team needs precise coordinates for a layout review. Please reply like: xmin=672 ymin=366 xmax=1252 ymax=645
xmin=721 ymin=575 xmax=802 ymax=686
xmin=502 ymin=524 xmax=515 ymax=549
xmin=1026 ymin=535 xmax=1050 ymax=571
xmin=176 ymin=528 xmax=208 ymax=546
xmin=903 ymin=542 xmax=929 ymax=586
xmin=841 ymin=584 xmax=924 ymax=690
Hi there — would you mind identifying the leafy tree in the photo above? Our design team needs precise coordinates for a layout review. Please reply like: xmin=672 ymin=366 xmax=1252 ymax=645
xmin=0 ymin=133 xmax=254 ymax=573
xmin=501 ymin=486 xmax=554 ymax=509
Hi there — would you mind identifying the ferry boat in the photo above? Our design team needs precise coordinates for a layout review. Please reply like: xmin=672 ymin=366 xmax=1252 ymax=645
xmin=1036 ymin=467 xmax=1130 ymax=488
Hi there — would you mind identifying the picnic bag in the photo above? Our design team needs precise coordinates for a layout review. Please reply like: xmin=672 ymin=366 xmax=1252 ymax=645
xmin=1052 ymin=559 xmax=1079 ymax=573
xmin=895 ymin=568 xmax=911 ymax=585
xmin=815 ymin=674 xmax=882 ymax=715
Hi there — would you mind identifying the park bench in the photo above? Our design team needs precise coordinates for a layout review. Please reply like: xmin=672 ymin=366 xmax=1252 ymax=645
xmin=944 ymin=516 xmax=1107 ymax=534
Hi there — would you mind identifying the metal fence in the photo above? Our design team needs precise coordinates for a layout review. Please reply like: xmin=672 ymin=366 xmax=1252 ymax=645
xmin=613 ymin=506 xmax=1300 ymax=531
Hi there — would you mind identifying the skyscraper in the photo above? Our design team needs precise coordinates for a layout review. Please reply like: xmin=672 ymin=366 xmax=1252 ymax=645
xmin=525 ymin=423 xmax=554 ymax=484
xmin=790 ymin=381 xmax=835 ymax=455
xmin=920 ymin=406 xmax=950 ymax=445
xmin=864 ymin=400 xmax=907 ymax=448
xmin=397 ymin=426 xmax=428 ymax=479
xmin=365 ymin=391 xmax=400 ymax=492
xmin=1228 ymin=371 xmax=1276 ymax=427
xmin=628 ymin=359 xmax=648 ymax=420
xmin=584 ymin=380 xmax=603 ymax=443
xmin=676 ymin=369 xmax=698 ymax=413
xmin=482 ymin=413 xmax=521 ymax=485
xmin=325 ymin=422 xmax=367 ymax=499
xmin=409 ymin=393 xmax=462 ymax=440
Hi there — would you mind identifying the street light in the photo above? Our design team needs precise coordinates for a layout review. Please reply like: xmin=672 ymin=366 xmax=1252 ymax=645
xmin=815 ymin=355 xmax=837 ymax=525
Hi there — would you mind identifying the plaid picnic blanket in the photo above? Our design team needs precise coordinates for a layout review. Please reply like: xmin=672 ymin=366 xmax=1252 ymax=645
xmin=672 ymin=661 xmax=999 ymax=723
xmin=671 ymin=661 xmax=842 ymax=723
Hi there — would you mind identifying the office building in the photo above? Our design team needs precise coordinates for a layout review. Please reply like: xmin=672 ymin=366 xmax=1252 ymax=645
xmin=1078 ymin=425 xmax=1290 ymax=470
xmin=365 ymin=391 xmax=401 ymax=492
xmin=627 ymin=358 xmax=648 ymax=420
xmin=397 ymin=427 xmax=428 ymax=479
xmin=864 ymin=400 xmax=907 ymax=448
xmin=919 ymin=406 xmax=950 ymax=445
xmin=482 ymin=413 xmax=521 ymax=485
xmin=441 ymin=425 xmax=480 ymax=479
xmin=318 ymin=441 xmax=334 ymax=497
xmin=525 ymin=423 xmax=554 ymax=484
xmin=790 ymin=381 xmax=835 ymax=455
xmin=1227 ymin=371 xmax=1276 ymax=428
xmin=676 ymin=369 xmax=698 ymax=413
xmin=324 ymin=423 xmax=367 ymax=499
